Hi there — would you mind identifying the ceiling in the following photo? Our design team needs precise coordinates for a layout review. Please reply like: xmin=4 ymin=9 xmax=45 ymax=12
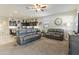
xmin=0 ymin=4 xmax=78 ymax=18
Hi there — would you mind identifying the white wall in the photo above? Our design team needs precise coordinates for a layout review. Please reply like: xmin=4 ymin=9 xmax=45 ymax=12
xmin=0 ymin=17 xmax=14 ymax=45
xmin=39 ymin=10 xmax=77 ymax=34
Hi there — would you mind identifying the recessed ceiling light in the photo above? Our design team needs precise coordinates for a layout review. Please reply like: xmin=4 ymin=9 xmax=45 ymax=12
xmin=9 ymin=14 xmax=13 ymax=17
xmin=24 ymin=17 xmax=26 ymax=18
xmin=14 ymin=10 xmax=18 ymax=14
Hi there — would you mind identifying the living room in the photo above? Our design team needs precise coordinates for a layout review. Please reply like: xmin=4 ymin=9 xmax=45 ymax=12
xmin=0 ymin=4 xmax=78 ymax=55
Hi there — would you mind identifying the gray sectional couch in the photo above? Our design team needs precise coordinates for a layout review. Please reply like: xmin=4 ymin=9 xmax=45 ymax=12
xmin=16 ymin=28 xmax=41 ymax=45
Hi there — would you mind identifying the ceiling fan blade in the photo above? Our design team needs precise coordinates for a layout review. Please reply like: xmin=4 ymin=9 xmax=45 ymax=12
xmin=41 ymin=6 xmax=47 ymax=8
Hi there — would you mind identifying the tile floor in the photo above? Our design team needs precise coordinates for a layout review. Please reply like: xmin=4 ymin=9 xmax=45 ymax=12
xmin=0 ymin=37 xmax=68 ymax=55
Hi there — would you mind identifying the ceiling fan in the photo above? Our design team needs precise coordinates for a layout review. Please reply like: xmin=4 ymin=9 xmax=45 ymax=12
xmin=25 ymin=4 xmax=48 ymax=12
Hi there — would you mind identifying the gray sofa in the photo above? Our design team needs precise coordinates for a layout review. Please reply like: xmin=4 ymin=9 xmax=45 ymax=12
xmin=45 ymin=29 xmax=64 ymax=41
xmin=16 ymin=28 xmax=41 ymax=45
